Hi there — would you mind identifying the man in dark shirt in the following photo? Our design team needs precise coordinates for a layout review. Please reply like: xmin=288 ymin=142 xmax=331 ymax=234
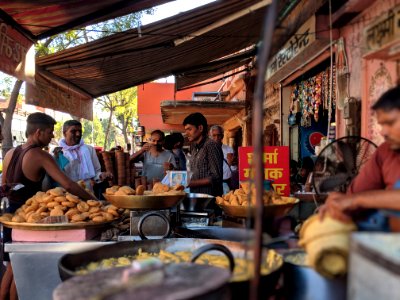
xmin=183 ymin=113 xmax=223 ymax=196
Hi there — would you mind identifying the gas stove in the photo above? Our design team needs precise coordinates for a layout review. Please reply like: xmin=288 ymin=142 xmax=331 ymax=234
xmin=180 ymin=209 xmax=215 ymax=227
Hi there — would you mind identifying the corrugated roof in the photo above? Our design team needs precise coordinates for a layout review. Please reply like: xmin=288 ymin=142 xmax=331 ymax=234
xmin=36 ymin=0 xmax=268 ymax=98
xmin=0 ymin=0 xmax=172 ymax=40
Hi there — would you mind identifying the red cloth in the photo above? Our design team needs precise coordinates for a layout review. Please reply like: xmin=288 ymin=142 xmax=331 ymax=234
xmin=348 ymin=142 xmax=400 ymax=193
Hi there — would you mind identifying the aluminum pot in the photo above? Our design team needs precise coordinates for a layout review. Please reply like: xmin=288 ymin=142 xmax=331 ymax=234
xmin=180 ymin=193 xmax=214 ymax=211
xmin=282 ymin=249 xmax=347 ymax=300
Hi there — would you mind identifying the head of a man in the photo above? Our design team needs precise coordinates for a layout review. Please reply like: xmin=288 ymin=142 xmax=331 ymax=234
xmin=26 ymin=112 xmax=56 ymax=147
xmin=209 ymin=125 xmax=224 ymax=146
xmin=183 ymin=113 xmax=207 ymax=143
xmin=372 ymin=86 xmax=400 ymax=150
xmin=149 ymin=130 xmax=165 ymax=152
xmin=63 ymin=120 xmax=82 ymax=146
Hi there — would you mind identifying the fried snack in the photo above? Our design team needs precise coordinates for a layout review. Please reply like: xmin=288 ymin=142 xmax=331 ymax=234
xmin=48 ymin=187 xmax=65 ymax=197
xmin=152 ymin=182 xmax=170 ymax=194
xmin=229 ymin=195 xmax=240 ymax=206
xmin=0 ymin=214 xmax=13 ymax=222
xmin=55 ymin=204 xmax=68 ymax=211
xmin=50 ymin=207 xmax=64 ymax=216
xmin=91 ymin=216 xmax=106 ymax=223
xmin=77 ymin=201 xmax=90 ymax=213
xmin=65 ymin=195 xmax=79 ymax=204
xmin=119 ymin=186 xmax=136 ymax=195
xmin=27 ymin=213 xmax=42 ymax=223
xmin=114 ymin=190 xmax=128 ymax=196
xmin=12 ymin=215 xmax=26 ymax=223
xmin=65 ymin=209 xmax=80 ymax=219
xmin=54 ymin=196 xmax=67 ymax=203
xmin=71 ymin=214 xmax=86 ymax=222
xmin=216 ymin=196 xmax=224 ymax=205
xmin=102 ymin=212 xmax=114 ymax=221
xmin=105 ymin=186 xmax=119 ymax=195
xmin=87 ymin=200 xmax=101 ymax=207
xmin=135 ymin=185 xmax=145 ymax=195
xmin=47 ymin=201 xmax=59 ymax=208
xmin=61 ymin=201 xmax=76 ymax=208
xmin=88 ymin=206 xmax=101 ymax=214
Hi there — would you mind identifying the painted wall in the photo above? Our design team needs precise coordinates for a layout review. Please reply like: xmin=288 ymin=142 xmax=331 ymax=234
xmin=137 ymin=81 xmax=221 ymax=133
xmin=339 ymin=0 xmax=400 ymax=143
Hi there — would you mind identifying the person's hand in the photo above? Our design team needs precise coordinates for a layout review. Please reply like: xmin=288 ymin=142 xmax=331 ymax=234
xmin=319 ymin=192 xmax=357 ymax=223
xmin=141 ymin=143 xmax=151 ymax=152
xmin=99 ymin=172 xmax=113 ymax=181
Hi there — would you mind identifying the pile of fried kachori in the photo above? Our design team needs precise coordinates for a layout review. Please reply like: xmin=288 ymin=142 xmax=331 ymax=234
xmin=0 ymin=187 xmax=122 ymax=224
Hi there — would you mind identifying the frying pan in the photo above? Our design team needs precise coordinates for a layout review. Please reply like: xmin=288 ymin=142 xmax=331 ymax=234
xmin=59 ymin=238 xmax=283 ymax=299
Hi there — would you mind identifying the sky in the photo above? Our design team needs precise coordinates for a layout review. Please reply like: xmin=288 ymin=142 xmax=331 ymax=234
xmin=141 ymin=0 xmax=216 ymax=25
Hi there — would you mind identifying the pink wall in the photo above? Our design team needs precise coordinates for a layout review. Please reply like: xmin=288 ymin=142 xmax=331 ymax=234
xmin=339 ymin=0 xmax=400 ymax=141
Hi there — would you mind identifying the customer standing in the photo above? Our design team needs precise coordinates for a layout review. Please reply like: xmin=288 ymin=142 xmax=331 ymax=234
xmin=183 ymin=113 xmax=223 ymax=196
xmin=163 ymin=132 xmax=186 ymax=171
xmin=209 ymin=125 xmax=234 ymax=194
xmin=55 ymin=120 xmax=112 ymax=190
xmin=130 ymin=130 xmax=176 ymax=182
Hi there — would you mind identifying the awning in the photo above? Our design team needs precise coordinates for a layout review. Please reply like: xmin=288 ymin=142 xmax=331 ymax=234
xmin=0 ymin=0 xmax=172 ymax=40
xmin=160 ymin=100 xmax=246 ymax=125
xmin=36 ymin=0 xmax=270 ymax=98
xmin=175 ymin=47 xmax=256 ymax=91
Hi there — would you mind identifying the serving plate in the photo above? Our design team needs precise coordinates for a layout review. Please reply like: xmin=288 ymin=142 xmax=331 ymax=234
xmin=103 ymin=192 xmax=185 ymax=209
xmin=219 ymin=197 xmax=299 ymax=218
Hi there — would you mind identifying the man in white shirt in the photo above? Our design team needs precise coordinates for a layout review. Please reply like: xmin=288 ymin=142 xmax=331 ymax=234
xmin=209 ymin=125 xmax=234 ymax=194
xmin=55 ymin=120 xmax=112 ymax=191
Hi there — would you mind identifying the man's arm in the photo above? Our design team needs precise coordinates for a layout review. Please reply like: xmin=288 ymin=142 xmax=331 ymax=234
xmin=130 ymin=144 xmax=149 ymax=162
xmin=320 ymin=190 xmax=400 ymax=222
xmin=41 ymin=152 xmax=96 ymax=200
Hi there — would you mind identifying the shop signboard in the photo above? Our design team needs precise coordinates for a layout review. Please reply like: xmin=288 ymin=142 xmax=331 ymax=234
xmin=238 ymin=146 xmax=290 ymax=196
xmin=364 ymin=5 xmax=400 ymax=52
xmin=26 ymin=72 xmax=93 ymax=120
xmin=266 ymin=15 xmax=316 ymax=80
xmin=0 ymin=18 xmax=35 ymax=83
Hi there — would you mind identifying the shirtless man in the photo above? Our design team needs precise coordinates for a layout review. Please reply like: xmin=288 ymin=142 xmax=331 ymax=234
xmin=0 ymin=112 xmax=95 ymax=300
xmin=2 ymin=112 xmax=95 ymax=211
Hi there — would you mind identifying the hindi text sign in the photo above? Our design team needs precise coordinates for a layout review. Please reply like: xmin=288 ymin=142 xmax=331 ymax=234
xmin=238 ymin=146 xmax=290 ymax=196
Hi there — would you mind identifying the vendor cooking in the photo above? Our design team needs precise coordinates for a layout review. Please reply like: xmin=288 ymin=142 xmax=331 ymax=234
xmin=320 ymin=85 xmax=400 ymax=222
xmin=54 ymin=120 xmax=112 ymax=190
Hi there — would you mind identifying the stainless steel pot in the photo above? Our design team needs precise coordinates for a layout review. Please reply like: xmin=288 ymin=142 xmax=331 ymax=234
xmin=180 ymin=193 xmax=214 ymax=211
xmin=282 ymin=250 xmax=347 ymax=300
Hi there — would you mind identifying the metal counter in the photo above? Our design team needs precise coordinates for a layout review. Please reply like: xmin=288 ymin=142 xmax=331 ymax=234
xmin=5 ymin=241 xmax=114 ymax=300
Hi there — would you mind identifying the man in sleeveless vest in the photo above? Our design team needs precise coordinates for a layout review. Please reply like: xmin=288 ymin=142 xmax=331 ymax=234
xmin=0 ymin=112 xmax=95 ymax=300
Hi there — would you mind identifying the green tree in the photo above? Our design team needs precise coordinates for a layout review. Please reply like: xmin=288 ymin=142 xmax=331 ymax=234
xmin=1 ymin=9 xmax=152 ymax=157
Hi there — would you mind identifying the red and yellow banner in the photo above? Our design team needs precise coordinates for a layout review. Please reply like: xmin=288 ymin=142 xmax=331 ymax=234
xmin=238 ymin=146 xmax=290 ymax=196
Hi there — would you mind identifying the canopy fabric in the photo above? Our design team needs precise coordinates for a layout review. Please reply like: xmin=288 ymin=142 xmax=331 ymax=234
xmin=175 ymin=47 xmax=256 ymax=91
xmin=36 ymin=0 xmax=268 ymax=98
xmin=0 ymin=0 xmax=172 ymax=40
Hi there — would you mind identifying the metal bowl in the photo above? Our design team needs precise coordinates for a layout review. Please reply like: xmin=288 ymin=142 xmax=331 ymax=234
xmin=180 ymin=193 xmax=214 ymax=212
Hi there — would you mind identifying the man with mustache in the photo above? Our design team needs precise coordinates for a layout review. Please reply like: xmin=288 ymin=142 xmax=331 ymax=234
xmin=55 ymin=120 xmax=112 ymax=191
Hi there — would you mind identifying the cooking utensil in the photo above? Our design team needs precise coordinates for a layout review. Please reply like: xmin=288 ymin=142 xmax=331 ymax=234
xmin=218 ymin=197 xmax=299 ymax=218
xmin=282 ymin=249 xmax=347 ymax=300
xmin=103 ymin=193 xmax=185 ymax=209
xmin=58 ymin=238 xmax=283 ymax=299
xmin=54 ymin=262 xmax=231 ymax=300
xmin=180 ymin=193 xmax=214 ymax=211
